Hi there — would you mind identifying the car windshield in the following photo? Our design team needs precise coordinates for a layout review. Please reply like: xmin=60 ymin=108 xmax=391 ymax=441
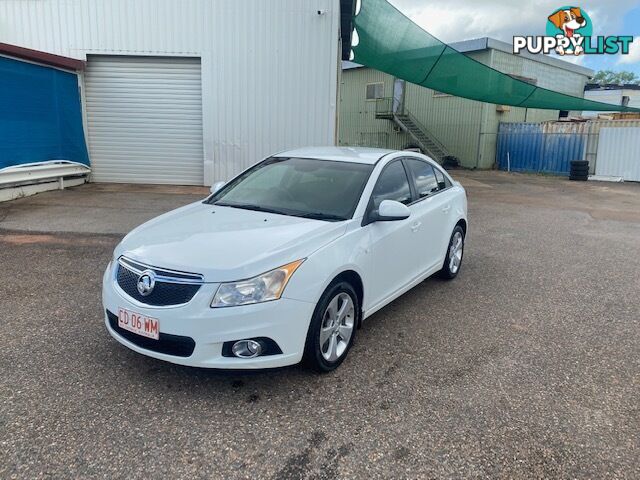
xmin=205 ymin=157 xmax=374 ymax=221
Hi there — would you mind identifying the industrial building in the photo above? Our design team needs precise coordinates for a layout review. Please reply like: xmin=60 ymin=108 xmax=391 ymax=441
xmin=338 ymin=38 xmax=594 ymax=169
xmin=0 ymin=0 xmax=355 ymax=186
xmin=583 ymin=84 xmax=640 ymax=118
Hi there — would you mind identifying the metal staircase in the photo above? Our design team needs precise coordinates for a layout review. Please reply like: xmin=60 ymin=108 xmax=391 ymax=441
xmin=375 ymin=98 xmax=455 ymax=164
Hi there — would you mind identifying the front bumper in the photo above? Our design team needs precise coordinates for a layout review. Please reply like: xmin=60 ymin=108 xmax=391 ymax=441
xmin=102 ymin=264 xmax=315 ymax=369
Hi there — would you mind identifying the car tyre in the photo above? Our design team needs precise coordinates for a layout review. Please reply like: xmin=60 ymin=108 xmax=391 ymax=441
xmin=571 ymin=165 xmax=589 ymax=173
xmin=303 ymin=281 xmax=359 ymax=372
xmin=569 ymin=174 xmax=589 ymax=181
xmin=439 ymin=225 xmax=465 ymax=280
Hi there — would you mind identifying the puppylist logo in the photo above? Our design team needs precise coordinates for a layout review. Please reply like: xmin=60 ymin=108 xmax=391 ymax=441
xmin=513 ymin=6 xmax=633 ymax=56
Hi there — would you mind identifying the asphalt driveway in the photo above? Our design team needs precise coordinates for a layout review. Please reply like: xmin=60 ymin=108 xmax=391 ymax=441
xmin=1 ymin=173 xmax=639 ymax=479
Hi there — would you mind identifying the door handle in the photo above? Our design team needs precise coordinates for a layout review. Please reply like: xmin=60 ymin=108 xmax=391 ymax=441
xmin=442 ymin=205 xmax=451 ymax=214
xmin=410 ymin=221 xmax=422 ymax=232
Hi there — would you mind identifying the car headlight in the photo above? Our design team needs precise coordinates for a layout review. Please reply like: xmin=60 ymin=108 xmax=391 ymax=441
xmin=211 ymin=259 xmax=305 ymax=308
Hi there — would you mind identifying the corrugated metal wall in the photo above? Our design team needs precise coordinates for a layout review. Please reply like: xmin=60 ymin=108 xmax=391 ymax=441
xmin=338 ymin=67 xmax=409 ymax=149
xmin=492 ymin=50 xmax=588 ymax=98
xmin=581 ymin=120 xmax=640 ymax=171
xmin=497 ymin=120 xmax=640 ymax=175
xmin=339 ymin=51 xmax=489 ymax=165
xmin=479 ymin=49 xmax=577 ymax=169
xmin=496 ymin=123 xmax=585 ymax=175
xmin=0 ymin=0 xmax=340 ymax=184
xmin=402 ymin=55 xmax=486 ymax=166
xmin=584 ymin=90 xmax=640 ymax=117
xmin=596 ymin=127 xmax=640 ymax=181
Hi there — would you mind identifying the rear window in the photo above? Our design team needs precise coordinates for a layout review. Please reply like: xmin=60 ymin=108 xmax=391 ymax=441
xmin=405 ymin=159 xmax=439 ymax=198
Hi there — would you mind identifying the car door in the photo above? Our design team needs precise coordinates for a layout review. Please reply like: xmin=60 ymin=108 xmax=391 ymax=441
xmin=363 ymin=160 xmax=418 ymax=308
xmin=404 ymin=158 xmax=455 ymax=274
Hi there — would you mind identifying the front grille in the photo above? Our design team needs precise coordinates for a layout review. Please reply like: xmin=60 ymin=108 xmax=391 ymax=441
xmin=107 ymin=310 xmax=195 ymax=357
xmin=115 ymin=257 xmax=203 ymax=307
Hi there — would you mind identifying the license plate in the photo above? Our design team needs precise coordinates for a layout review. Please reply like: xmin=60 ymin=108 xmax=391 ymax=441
xmin=118 ymin=308 xmax=160 ymax=340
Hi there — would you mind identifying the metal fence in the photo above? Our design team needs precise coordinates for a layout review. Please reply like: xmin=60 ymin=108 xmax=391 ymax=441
xmin=497 ymin=120 xmax=640 ymax=175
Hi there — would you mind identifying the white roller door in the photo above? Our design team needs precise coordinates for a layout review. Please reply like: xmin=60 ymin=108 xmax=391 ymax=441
xmin=85 ymin=56 xmax=204 ymax=185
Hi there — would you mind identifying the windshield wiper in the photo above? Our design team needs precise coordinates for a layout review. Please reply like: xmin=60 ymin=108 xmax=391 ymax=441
xmin=297 ymin=212 xmax=347 ymax=222
xmin=214 ymin=202 xmax=346 ymax=221
xmin=213 ymin=202 xmax=288 ymax=215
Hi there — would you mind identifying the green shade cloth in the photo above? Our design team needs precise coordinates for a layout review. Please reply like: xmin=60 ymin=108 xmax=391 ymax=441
xmin=352 ymin=0 xmax=640 ymax=112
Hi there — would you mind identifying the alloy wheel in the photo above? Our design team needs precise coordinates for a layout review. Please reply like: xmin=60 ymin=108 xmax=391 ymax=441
xmin=319 ymin=292 xmax=355 ymax=362
xmin=449 ymin=231 xmax=463 ymax=274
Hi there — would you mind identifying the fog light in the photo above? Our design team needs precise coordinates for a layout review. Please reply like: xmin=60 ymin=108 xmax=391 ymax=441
xmin=231 ymin=340 xmax=263 ymax=359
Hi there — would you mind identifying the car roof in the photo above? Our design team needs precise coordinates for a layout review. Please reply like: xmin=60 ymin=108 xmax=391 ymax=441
xmin=275 ymin=146 xmax=396 ymax=165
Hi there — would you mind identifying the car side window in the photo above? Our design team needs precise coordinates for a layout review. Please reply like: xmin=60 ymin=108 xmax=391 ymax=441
xmin=371 ymin=161 xmax=412 ymax=208
xmin=405 ymin=159 xmax=439 ymax=199
xmin=433 ymin=166 xmax=452 ymax=190
xmin=444 ymin=175 xmax=452 ymax=189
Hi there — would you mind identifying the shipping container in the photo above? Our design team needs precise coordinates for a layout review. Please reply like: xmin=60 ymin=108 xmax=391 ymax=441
xmin=496 ymin=120 xmax=640 ymax=175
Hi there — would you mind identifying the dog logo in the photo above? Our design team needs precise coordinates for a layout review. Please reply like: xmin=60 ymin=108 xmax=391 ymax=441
xmin=513 ymin=6 xmax=632 ymax=57
xmin=546 ymin=7 xmax=590 ymax=55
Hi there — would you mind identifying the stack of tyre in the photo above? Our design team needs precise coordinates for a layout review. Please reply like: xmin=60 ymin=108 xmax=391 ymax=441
xmin=569 ymin=160 xmax=589 ymax=181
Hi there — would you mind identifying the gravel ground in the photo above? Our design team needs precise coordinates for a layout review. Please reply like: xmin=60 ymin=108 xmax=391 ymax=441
xmin=1 ymin=172 xmax=638 ymax=479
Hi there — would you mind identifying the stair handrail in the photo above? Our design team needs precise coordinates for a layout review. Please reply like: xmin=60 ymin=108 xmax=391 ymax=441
xmin=394 ymin=108 xmax=450 ymax=157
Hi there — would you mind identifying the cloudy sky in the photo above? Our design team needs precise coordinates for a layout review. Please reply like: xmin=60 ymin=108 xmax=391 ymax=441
xmin=389 ymin=0 xmax=640 ymax=75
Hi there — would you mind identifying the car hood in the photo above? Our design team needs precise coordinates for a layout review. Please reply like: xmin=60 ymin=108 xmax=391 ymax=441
xmin=115 ymin=202 xmax=347 ymax=282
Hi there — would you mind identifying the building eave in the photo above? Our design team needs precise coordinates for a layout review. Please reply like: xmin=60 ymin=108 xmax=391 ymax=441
xmin=0 ymin=42 xmax=85 ymax=71
xmin=585 ymin=83 xmax=640 ymax=91
xmin=483 ymin=38 xmax=594 ymax=77
xmin=448 ymin=38 xmax=594 ymax=77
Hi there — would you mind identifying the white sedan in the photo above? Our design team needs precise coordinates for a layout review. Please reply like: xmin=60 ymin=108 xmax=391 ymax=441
xmin=102 ymin=147 xmax=467 ymax=372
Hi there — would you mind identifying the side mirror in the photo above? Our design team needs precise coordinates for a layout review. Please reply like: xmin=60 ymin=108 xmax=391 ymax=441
xmin=373 ymin=199 xmax=411 ymax=222
xmin=210 ymin=181 xmax=225 ymax=194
